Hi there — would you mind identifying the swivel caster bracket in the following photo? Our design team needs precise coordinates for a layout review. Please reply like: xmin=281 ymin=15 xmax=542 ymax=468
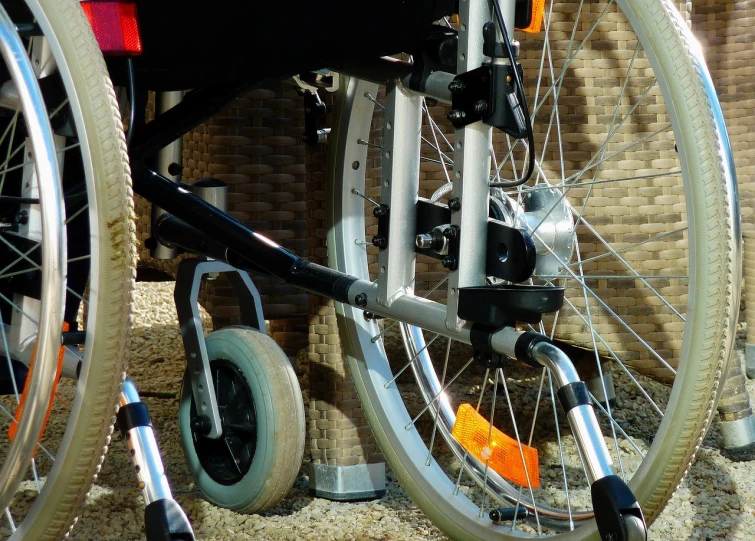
xmin=174 ymin=259 xmax=266 ymax=440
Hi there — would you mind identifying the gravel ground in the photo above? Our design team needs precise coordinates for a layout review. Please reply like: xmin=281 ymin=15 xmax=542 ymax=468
xmin=66 ymin=281 xmax=755 ymax=540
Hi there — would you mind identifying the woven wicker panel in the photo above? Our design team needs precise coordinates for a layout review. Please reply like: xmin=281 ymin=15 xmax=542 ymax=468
xmin=692 ymin=0 xmax=755 ymax=349
xmin=135 ymin=83 xmax=311 ymax=352
xmin=307 ymin=100 xmax=384 ymax=467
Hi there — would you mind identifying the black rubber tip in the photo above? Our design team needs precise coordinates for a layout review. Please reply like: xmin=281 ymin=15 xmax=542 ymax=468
xmin=144 ymin=498 xmax=195 ymax=541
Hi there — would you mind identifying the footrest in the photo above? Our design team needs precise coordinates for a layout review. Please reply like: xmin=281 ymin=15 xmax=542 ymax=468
xmin=457 ymin=285 xmax=564 ymax=326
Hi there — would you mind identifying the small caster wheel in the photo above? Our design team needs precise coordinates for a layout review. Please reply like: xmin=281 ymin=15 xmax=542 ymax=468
xmin=178 ymin=326 xmax=305 ymax=513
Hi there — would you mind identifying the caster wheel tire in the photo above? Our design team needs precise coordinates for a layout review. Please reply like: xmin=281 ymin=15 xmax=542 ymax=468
xmin=178 ymin=326 xmax=305 ymax=513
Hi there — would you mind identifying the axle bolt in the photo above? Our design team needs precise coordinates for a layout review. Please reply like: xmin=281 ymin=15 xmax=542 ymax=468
xmin=190 ymin=415 xmax=212 ymax=436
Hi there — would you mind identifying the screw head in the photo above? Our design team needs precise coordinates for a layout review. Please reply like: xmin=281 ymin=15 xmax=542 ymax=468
xmin=443 ymin=227 xmax=457 ymax=240
xmin=167 ymin=162 xmax=182 ymax=176
xmin=354 ymin=293 xmax=368 ymax=307
xmin=448 ymin=80 xmax=466 ymax=93
xmin=448 ymin=110 xmax=467 ymax=122
xmin=372 ymin=236 xmax=387 ymax=249
xmin=473 ymin=100 xmax=488 ymax=114
xmin=441 ymin=256 xmax=458 ymax=269
xmin=448 ymin=197 xmax=461 ymax=212
xmin=373 ymin=205 xmax=387 ymax=218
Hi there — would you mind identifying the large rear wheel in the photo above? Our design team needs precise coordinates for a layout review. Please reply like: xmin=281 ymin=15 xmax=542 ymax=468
xmin=0 ymin=0 xmax=134 ymax=538
xmin=328 ymin=0 xmax=739 ymax=538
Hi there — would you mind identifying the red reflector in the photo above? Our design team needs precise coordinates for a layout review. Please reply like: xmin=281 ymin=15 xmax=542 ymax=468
xmin=81 ymin=1 xmax=143 ymax=56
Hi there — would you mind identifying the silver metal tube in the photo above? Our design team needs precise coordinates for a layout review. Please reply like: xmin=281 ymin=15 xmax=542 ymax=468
xmin=566 ymin=405 xmax=616 ymax=484
xmin=151 ymin=91 xmax=183 ymax=260
xmin=529 ymin=340 xmax=580 ymax=389
xmin=495 ymin=0 xmax=517 ymax=41
xmin=377 ymin=82 xmax=420 ymax=308
xmin=446 ymin=0 xmax=494 ymax=332
xmin=530 ymin=341 xmax=616 ymax=484
xmin=120 ymin=378 xmax=173 ymax=504
xmin=189 ymin=183 xmax=227 ymax=213
xmin=348 ymin=279 xmax=527 ymax=356
xmin=402 ymin=71 xmax=453 ymax=105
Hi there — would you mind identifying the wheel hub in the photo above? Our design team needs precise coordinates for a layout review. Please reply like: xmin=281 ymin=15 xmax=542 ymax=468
xmin=190 ymin=359 xmax=257 ymax=486
xmin=492 ymin=186 xmax=575 ymax=278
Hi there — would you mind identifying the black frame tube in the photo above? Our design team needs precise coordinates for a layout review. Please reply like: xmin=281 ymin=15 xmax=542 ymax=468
xmin=134 ymin=165 xmax=357 ymax=304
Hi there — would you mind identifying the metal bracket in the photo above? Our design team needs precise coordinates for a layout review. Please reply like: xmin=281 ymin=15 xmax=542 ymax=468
xmin=293 ymin=70 xmax=339 ymax=94
xmin=174 ymin=259 xmax=266 ymax=439
xmin=448 ymin=61 xmax=526 ymax=139
xmin=301 ymin=90 xmax=330 ymax=145
xmin=470 ymin=324 xmax=508 ymax=370
xmin=372 ymin=204 xmax=390 ymax=250
xmin=415 ymin=198 xmax=536 ymax=282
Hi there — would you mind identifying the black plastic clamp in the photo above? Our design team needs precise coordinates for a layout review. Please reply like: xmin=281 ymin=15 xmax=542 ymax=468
xmin=116 ymin=402 xmax=152 ymax=438
xmin=514 ymin=330 xmax=553 ymax=369
xmin=470 ymin=324 xmax=508 ymax=370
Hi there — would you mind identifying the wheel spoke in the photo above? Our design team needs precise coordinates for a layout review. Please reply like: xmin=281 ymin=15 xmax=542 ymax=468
xmin=552 ymin=294 xmax=666 ymax=416
xmin=425 ymin=337 xmax=451 ymax=465
xmin=223 ymin=438 xmax=243 ymax=476
xmin=404 ymin=356 xmax=474 ymax=430
xmin=499 ymin=368 xmax=542 ymax=534
xmin=385 ymin=332 xmax=440 ymax=389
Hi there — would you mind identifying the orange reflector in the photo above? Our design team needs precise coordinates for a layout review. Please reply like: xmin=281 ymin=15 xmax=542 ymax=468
xmin=522 ymin=0 xmax=546 ymax=34
xmin=452 ymin=403 xmax=540 ymax=488
xmin=81 ymin=1 xmax=143 ymax=55
xmin=9 ymin=323 xmax=69 ymax=458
